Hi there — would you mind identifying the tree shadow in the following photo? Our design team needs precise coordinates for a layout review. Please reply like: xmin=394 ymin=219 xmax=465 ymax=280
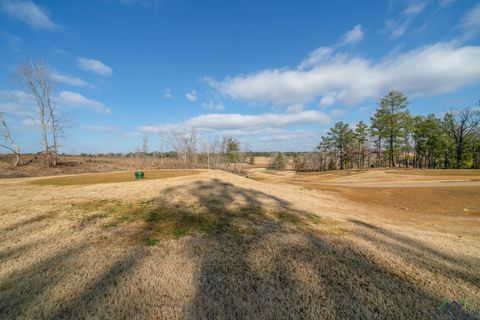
xmin=0 ymin=176 xmax=478 ymax=319
xmin=157 ymin=178 xmax=478 ymax=319
xmin=348 ymin=219 xmax=480 ymax=288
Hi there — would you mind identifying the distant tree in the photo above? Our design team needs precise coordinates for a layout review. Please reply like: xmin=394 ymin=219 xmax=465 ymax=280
xmin=226 ymin=137 xmax=240 ymax=165
xmin=401 ymin=112 xmax=413 ymax=168
xmin=170 ymin=128 xmax=197 ymax=167
xmin=443 ymin=106 xmax=480 ymax=168
xmin=371 ymin=90 xmax=410 ymax=167
xmin=325 ymin=122 xmax=354 ymax=170
xmin=0 ymin=113 xmax=21 ymax=168
xmin=354 ymin=121 xmax=369 ymax=168
xmin=412 ymin=114 xmax=444 ymax=168
xmin=141 ymin=132 xmax=149 ymax=154
xmin=270 ymin=152 xmax=286 ymax=170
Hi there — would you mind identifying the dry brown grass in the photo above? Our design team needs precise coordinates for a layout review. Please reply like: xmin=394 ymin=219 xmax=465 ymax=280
xmin=0 ymin=169 xmax=479 ymax=319
xmin=30 ymin=170 xmax=202 ymax=186
xmin=0 ymin=155 xmax=197 ymax=179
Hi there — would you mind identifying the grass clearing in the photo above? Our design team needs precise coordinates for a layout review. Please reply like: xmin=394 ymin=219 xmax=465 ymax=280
xmin=29 ymin=170 xmax=202 ymax=186
xmin=1 ymin=170 xmax=479 ymax=319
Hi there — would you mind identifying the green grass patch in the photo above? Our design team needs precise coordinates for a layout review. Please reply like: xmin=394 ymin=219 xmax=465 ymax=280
xmin=71 ymin=196 xmax=321 ymax=244
xmin=143 ymin=237 xmax=160 ymax=246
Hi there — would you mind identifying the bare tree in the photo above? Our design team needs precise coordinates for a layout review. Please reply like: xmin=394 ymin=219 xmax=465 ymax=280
xmin=170 ymin=128 xmax=197 ymax=168
xmin=142 ymin=132 xmax=149 ymax=154
xmin=444 ymin=107 xmax=480 ymax=168
xmin=0 ymin=113 xmax=21 ymax=168
xmin=18 ymin=60 xmax=61 ymax=166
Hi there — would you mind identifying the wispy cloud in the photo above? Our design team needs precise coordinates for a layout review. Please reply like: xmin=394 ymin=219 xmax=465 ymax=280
xmin=298 ymin=47 xmax=333 ymax=70
xmin=1 ymin=0 xmax=59 ymax=31
xmin=78 ymin=58 xmax=113 ymax=76
xmin=341 ymin=24 xmax=364 ymax=45
xmin=0 ymin=90 xmax=35 ymax=116
xmin=202 ymin=100 xmax=224 ymax=110
xmin=459 ymin=3 xmax=480 ymax=41
xmin=139 ymin=110 xmax=330 ymax=134
xmin=20 ymin=118 xmax=40 ymax=126
xmin=57 ymin=91 xmax=111 ymax=114
xmin=163 ymin=89 xmax=173 ymax=99
xmin=80 ymin=124 xmax=119 ymax=132
xmin=185 ymin=90 xmax=197 ymax=102
xmin=210 ymin=42 xmax=480 ymax=109
xmin=50 ymin=71 xmax=89 ymax=87
xmin=1 ymin=32 xmax=22 ymax=51
xmin=384 ymin=1 xmax=428 ymax=39
xmin=439 ymin=0 xmax=456 ymax=7
xmin=118 ymin=0 xmax=161 ymax=10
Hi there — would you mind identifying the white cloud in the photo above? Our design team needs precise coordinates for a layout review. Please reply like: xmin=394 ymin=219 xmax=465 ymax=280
xmin=329 ymin=108 xmax=345 ymax=117
xmin=80 ymin=124 xmax=119 ymax=132
xmin=298 ymin=47 xmax=333 ymax=70
xmin=78 ymin=58 xmax=113 ymax=76
xmin=384 ymin=1 xmax=428 ymax=39
xmin=139 ymin=110 xmax=330 ymax=134
xmin=163 ymin=89 xmax=173 ymax=99
xmin=211 ymin=42 xmax=480 ymax=108
xmin=50 ymin=71 xmax=89 ymax=87
xmin=0 ymin=90 xmax=35 ymax=116
xmin=258 ymin=129 xmax=315 ymax=142
xmin=1 ymin=0 xmax=59 ymax=31
xmin=439 ymin=0 xmax=455 ymax=7
xmin=341 ymin=24 xmax=364 ymax=45
xmin=20 ymin=118 xmax=40 ymax=126
xmin=319 ymin=94 xmax=336 ymax=107
xmin=403 ymin=2 xmax=427 ymax=16
xmin=1 ymin=32 xmax=22 ymax=51
xmin=460 ymin=3 xmax=480 ymax=41
xmin=202 ymin=100 xmax=224 ymax=110
xmin=185 ymin=90 xmax=197 ymax=102
xmin=57 ymin=91 xmax=111 ymax=114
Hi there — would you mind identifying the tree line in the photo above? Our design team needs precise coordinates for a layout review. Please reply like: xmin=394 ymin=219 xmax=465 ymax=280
xmin=294 ymin=91 xmax=480 ymax=171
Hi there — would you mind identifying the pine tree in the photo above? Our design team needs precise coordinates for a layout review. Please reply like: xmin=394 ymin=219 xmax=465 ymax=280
xmin=371 ymin=91 xmax=409 ymax=167
xmin=326 ymin=122 xmax=354 ymax=170
xmin=354 ymin=121 xmax=369 ymax=168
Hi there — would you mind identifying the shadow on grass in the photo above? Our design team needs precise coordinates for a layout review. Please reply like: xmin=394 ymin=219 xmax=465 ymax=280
xmin=349 ymin=219 xmax=480 ymax=284
xmin=0 ymin=177 xmax=478 ymax=319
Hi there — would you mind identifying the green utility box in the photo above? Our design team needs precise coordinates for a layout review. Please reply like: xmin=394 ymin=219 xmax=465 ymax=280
xmin=135 ymin=171 xmax=145 ymax=179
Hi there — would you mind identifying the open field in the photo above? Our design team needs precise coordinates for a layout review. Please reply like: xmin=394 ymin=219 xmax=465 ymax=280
xmin=0 ymin=155 xmax=195 ymax=179
xmin=30 ymin=170 xmax=203 ymax=186
xmin=1 ymin=168 xmax=479 ymax=319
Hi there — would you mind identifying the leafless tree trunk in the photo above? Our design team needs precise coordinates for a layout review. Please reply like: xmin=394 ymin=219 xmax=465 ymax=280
xmin=0 ymin=113 xmax=21 ymax=168
xmin=18 ymin=60 xmax=61 ymax=166
xmin=170 ymin=128 xmax=197 ymax=168
xmin=444 ymin=108 xmax=480 ymax=168
xmin=142 ymin=132 xmax=149 ymax=154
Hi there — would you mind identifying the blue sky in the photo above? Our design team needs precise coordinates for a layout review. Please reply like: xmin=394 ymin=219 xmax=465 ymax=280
xmin=1 ymin=0 xmax=480 ymax=153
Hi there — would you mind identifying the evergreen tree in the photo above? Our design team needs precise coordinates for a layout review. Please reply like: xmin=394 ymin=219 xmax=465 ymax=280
xmin=226 ymin=137 xmax=240 ymax=164
xmin=354 ymin=121 xmax=369 ymax=168
xmin=326 ymin=122 xmax=354 ymax=170
xmin=371 ymin=90 xmax=409 ymax=167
